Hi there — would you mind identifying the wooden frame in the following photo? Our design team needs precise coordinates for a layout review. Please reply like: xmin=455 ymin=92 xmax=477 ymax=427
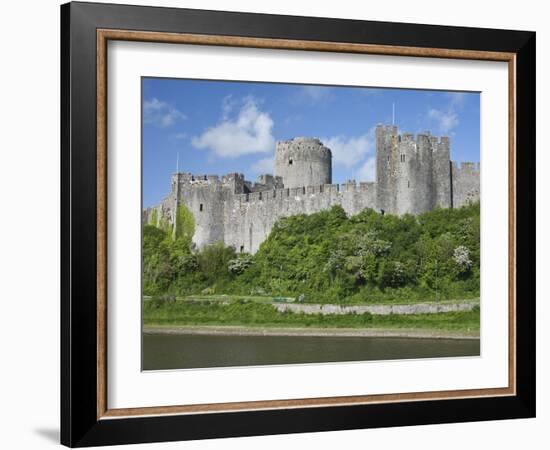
xmin=61 ymin=1 xmax=535 ymax=447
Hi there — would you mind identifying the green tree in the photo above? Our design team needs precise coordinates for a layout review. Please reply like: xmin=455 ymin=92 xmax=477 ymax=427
xmin=174 ymin=203 xmax=195 ymax=244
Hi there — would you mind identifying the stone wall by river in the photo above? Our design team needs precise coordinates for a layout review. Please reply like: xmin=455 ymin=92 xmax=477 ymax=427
xmin=273 ymin=301 xmax=478 ymax=316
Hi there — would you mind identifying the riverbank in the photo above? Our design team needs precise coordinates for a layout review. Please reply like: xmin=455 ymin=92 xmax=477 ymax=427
xmin=143 ymin=325 xmax=479 ymax=340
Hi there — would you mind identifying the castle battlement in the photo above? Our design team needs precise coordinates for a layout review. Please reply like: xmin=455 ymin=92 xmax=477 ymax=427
xmin=171 ymin=172 xmax=224 ymax=185
xmin=394 ymin=132 xmax=449 ymax=147
xmin=451 ymin=161 xmax=481 ymax=172
xmin=277 ymin=136 xmax=324 ymax=147
xmin=147 ymin=125 xmax=480 ymax=254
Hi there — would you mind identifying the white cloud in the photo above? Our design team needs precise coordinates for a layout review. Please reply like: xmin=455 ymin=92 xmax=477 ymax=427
xmin=221 ymin=94 xmax=236 ymax=119
xmin=143 ymin=98 xmax=186 ymax=127
xmin=428 ymin=108 xmax=459 ymax=134
xmin=357 ymin=157 xmax=376 ymax=182
xmin=426 ymin=91 xmax=470 ymax=134
xmin=322 ymin=131 xmax=374 ymax=168
xmin=192 ymin=97 xmax=275 ymax=158
xmin=251 ymin=157 xmax=274 ymax=175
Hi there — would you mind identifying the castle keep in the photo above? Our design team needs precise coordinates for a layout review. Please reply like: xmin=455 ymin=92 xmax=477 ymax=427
xmin=144 ymin=125 xmax=480 ymax=253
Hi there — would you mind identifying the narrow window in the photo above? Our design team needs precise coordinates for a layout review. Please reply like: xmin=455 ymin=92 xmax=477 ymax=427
xmin=303 ymin=187 xmax=306 ymax=194
xmin=288 ymin=158 xmax=293 ymax=165
xmin=387 ymin=156 xmax=390 ymax=161
xmin=408 ymin=180 xmax=410 ymax=188
xmin=240 ymin=245 xmax=244 ymax=253
xmin=259 ymin=192 xmax=262 ymax=200
xmin=199 ymin=203 xmax=203 ymax=212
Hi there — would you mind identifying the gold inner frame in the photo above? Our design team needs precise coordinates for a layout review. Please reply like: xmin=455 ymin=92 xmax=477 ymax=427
xmin=96 ymin=29 xmax=517 ymax=420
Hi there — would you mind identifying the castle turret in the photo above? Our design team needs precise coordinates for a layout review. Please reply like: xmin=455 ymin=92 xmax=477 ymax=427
xmin=171 ymin=172 xmax=226 ymax=249
xmin=376 ymin=125 xmax=451 ymax=215
xmin=274 ymin=137 xmax=332 ymax=189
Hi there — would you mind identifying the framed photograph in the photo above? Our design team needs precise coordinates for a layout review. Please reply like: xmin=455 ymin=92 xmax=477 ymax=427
xmin=61 ymin=1 xmax=535 ymax=447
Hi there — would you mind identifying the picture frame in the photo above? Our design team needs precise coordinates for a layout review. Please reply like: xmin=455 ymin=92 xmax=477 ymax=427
xmin=60 ymin=1 xmax=535 ymax=447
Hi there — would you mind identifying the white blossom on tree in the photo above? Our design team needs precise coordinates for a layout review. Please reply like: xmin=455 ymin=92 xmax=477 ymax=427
xmin=227 ymin=255 xmax=253 ymax=275
xmin=453 ymin=245 xmax=472 ymax=272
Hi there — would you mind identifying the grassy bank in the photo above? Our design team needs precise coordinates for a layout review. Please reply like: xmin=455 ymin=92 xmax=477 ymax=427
xmin=145 ymin=294 xmax=480 ymax=306
xmin=143 ymin=299 xmax=480 ymax=333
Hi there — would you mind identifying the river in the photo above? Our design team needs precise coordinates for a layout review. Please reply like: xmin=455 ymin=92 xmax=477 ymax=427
xmin=143 ymin=333 xmax=480 ymax=370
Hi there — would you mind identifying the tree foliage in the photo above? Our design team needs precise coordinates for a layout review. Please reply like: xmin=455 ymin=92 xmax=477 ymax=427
xmin=174 ymin=203 xmax=195 ymax=244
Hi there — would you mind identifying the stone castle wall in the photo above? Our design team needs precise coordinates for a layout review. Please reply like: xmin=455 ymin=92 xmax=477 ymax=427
xmin=144 ymin=125 xmax=480 ymax=254
xmin=451 ymin=162 xmax=481 ymax=208
xmin=223 ymin=181 xmax=376 ymax=253
xmin=145 ymin=179 xmax=376 ymax=253
xmin=432 ymin=137 xmax=452 ymax=209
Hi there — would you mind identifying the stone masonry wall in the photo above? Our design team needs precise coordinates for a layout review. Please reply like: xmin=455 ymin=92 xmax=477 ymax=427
xmin=451 ymin=162 xmax=480 ymax=208
xmin=274 ymin=300 xmax=478 ymax=316
xmin=224 ymin=181 xmax=376 ymax=253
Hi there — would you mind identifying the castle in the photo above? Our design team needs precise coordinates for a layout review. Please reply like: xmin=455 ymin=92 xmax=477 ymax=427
xmin=144 ymin=125 xmax=480 ymax=254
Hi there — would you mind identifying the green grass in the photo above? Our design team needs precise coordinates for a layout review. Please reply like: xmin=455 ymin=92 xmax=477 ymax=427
xmin=144 ymin=294 xmax=479 ymax=307
xmin=143 ymin=300 xmax=480 ymax=332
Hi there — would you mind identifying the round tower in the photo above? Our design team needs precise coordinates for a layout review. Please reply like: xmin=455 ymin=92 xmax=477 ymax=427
xmin=274 ymin=137 xmax=332 ymax=189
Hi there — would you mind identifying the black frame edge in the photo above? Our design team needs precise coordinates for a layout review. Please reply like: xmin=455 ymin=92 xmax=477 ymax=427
xmin=60 ymin=2 xmax=536 ymax=447
xmin=62 ymin=2 xmax=102 ymax=446
xmin=514 ymin=32 xmax=536 ymax=418
xmin=60 ymin=2 xmax=72 ymax=447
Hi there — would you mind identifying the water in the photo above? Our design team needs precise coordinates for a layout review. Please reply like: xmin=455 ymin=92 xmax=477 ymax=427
xmin=143 ymin=333 xmax=480 ymax=370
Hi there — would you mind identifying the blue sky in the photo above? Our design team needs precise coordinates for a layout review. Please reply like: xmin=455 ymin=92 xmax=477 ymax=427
xmin=142 ymin=78 xmax=480 ymax=208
